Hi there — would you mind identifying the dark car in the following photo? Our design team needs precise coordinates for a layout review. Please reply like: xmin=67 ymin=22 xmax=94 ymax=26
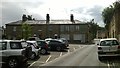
xmin=47 ymin=39 xmax=66 ymax=51
xmin=58 ymin=38 xmax=69 ymax=48
xmin=37 ymin=40 xmax=50 ymax=55
xmin=28 ymin=37 xmax=40 ymax=41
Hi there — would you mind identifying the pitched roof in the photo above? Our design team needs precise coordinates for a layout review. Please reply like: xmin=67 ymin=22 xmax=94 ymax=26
xmin=6 ymin=20 xmax=87 ymax=25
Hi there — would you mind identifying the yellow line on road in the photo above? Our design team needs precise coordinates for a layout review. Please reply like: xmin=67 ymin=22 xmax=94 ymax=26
xmin=45 ymin=55 xmax=51 ymax=63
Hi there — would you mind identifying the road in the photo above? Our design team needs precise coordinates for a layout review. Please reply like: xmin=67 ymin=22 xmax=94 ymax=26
xmin=29 ymin=44 xmax=120 ymax=68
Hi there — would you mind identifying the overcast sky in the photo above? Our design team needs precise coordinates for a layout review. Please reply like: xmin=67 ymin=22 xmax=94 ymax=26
xmin=1 ymin=0 xmax=116 ymax=27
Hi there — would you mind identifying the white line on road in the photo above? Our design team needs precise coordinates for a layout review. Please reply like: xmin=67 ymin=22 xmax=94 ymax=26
xmin=60 ymin=52 xmax=62 ymax=57
xmin=73 ymin=47 xmax=76 ymax=51
xmin=112 ymin=62 xmax=115 ymax=68
xmin=45 ymin=55 xmax=51 ymax=63
xmin=107 ymin=61 xmax=110 ymax=68
xmin=68 ymin=50 xmax=70 ymax=53
xmin=28 ymin=61 xmax=36 ymax=68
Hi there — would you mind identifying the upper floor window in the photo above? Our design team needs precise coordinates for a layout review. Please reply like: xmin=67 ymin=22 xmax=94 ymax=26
xmin=60 ymin=25 xmax=64 ymax=32
xmin=76 ymin=25 xmax=79 ymax=31
xmin=13 ymin=27 xmax=16 ymax=31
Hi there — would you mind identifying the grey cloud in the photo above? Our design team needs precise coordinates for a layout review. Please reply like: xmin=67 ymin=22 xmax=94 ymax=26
xmin=2 ymin=2 xmax=23 ymax=26
xmin=74 ymin=5 xmax=104 ymax=26
xmin=19 ymin=2 xmax=43 ymax=8
xmin=86 ymin=5 xmax=104 ymax=26
xmin=72 ymin=7 xmax=85 ymax=13
xmin=1 ymin=2 xmax=44 ymax=26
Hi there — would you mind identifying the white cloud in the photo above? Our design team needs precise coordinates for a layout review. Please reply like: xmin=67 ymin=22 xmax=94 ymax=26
xmin=1 ymin=0 xmax=116 ymax=27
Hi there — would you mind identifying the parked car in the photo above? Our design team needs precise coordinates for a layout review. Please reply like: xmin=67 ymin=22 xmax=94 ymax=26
xmin=93 ymin=39 xmax=100 ymax=45
xmin=26 ymin=41 xmax=41 ymax=60
xmin=37 ymin=40 xmax=50 ymax=55
xmin=0 ymin=40 xmax=31 ymax=68
xmin=58 ymin=38 xmax=69 ymax=48
xmin=98 ymin=38 xmax=120 ymax=60
xmin=28 ymin=37 xmax=40 ymax=41
xmin=47 ymin=39 xmax=66 ymax=51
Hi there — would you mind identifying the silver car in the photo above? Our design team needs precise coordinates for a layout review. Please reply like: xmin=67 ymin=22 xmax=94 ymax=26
xmin=98 ymin=38 xmax=120 ymax=60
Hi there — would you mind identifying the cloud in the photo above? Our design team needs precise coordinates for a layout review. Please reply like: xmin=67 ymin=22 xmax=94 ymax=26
xmin=87 ymin=5 xmax=104 ymax=26
xmin=1 ymin=2 xmax=44 ymax=26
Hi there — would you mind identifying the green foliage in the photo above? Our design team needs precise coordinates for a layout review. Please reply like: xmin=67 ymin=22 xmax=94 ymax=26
xmin=88 ymin=20 xmax=99 ymax=39
xmin=21 ymin=22 xmax=32 ymax=40
xmin=102 ymin=1 xmax=120 ymax=30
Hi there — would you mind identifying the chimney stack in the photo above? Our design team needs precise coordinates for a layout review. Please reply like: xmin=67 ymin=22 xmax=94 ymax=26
xmin=46 ymin=14 xmax=50 ymax=23
xmin=70 ymin=14 xmax=75 ymax=23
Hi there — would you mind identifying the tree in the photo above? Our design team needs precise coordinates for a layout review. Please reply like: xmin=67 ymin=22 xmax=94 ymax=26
xmin=21 ymin=22 xmax=32 ymax=40
xmin=102 ymin=6 xmax=114 ymax=29
xmin=102 ymin=1 xmax=120 ymax=30
xmin=88 ymin=19 xmax=99 ymax=39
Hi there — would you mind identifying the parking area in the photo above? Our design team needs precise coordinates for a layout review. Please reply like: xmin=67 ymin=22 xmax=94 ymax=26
xmin=28 ymin=44 xmax=84 ymax=67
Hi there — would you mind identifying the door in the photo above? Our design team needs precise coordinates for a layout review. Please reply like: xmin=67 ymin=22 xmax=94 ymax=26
xmin=0 ymin=42 xmax=7 ymax=63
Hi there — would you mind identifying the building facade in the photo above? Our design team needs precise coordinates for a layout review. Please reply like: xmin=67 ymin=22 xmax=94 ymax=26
xmin=109 ymin=9 xmax=120 ymax=42
xmin=6 ymin=14 xmax=90 ymax=43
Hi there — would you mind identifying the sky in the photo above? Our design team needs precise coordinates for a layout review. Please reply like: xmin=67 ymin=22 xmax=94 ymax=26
xmin=1 ymin=0 xmax=117 ymax=27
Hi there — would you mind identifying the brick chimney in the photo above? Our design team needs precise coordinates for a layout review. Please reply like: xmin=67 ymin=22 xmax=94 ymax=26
xmin=46 ymin=14 xmax=50 ymax=23
xmin=70 ymin=14 xmax=75 ymax=23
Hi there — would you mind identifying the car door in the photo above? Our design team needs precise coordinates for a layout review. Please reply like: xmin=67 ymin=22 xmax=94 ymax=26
xmin=0 ymin=42 xmax=7 ymax=62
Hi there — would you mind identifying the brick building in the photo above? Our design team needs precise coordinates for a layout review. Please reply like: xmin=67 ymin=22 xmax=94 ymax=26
xmin=109 ymin=8 xmax=120 ymax=42
xmin=6 ymin=14 xmax=90 ymax=43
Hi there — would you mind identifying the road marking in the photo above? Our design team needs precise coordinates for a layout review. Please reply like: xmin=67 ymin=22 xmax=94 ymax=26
xmin=107 ymin=61 xmax=110 ymax=68
xmin=45 ymin=55 xmax=51 ymax=63
xmin=68 ymin=50 xmax=70 ymax=53
xmin=112 ymin=62 xmax=115 ymax=67
xmin=28 ymin=61 xmax=36 ymax=67
xmin=73 ymin=47 xmax=76 ymax=51
xmin=60 ymin=52 xmax=62 ymax=57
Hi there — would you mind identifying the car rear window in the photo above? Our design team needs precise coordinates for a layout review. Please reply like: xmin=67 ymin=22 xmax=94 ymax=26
xmin=100 ymin=40 xmax=119 ymax=46
xmin=10 ymin=42 xmax=23 ymax=49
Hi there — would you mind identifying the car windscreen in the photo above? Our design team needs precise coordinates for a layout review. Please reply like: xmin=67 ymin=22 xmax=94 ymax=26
xmin=100 ymin=40 xmax=119 ymax=46
xmin=10 ymin=42 xmax=23 ymax=49
xmin=37 ymin=41 xmax=46 ymax=45
xmin=0 ymin=42 xmax=7 ymax=50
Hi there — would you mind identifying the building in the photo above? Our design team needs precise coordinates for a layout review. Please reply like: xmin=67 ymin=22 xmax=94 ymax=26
xmin=6 ymin=14 xmax=90 ymax=43
xmin=109 ymin=8 xmax=120 ymax=42
xmin=0 ymin=27 xmax=2 ymax=39
xmin=96 ymin=29 xmax=106 ymax=39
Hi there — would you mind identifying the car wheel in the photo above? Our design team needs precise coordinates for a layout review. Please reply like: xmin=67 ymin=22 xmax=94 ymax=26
xmin=40 ymin=49 xmax=47 ymax=55
xmin=8 ymin=57 xmax=18 ymax=68
xmin=30 ymin=52 xmax=36 ymax=60
xmin=98 ymin=56 xmax=103 ymax=61
xmin=56 ymin=46 xmax=61 ymax=51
